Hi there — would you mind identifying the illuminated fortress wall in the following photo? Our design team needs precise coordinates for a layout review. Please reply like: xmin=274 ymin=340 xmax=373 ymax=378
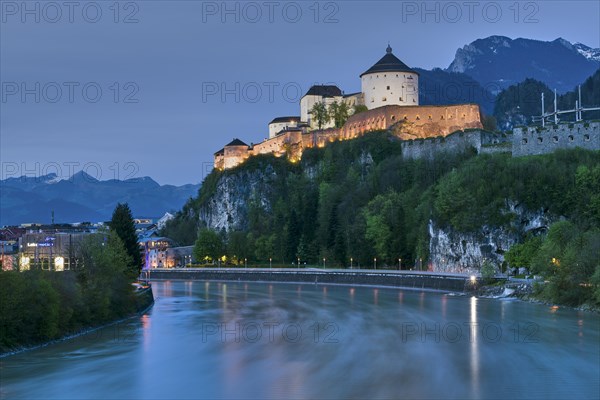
xmin=215 ymin=103 xmax=484 ymax=170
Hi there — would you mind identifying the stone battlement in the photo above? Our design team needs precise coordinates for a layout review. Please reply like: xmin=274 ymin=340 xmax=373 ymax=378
xmin=512 ymin=121 xmax=600 ymax=156
xmin=401 ymin=130 xmax=510 ymax=160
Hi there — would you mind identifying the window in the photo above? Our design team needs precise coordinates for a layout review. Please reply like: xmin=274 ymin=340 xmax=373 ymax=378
xmin=391 ymin=115 xmax=396 ymax=120
xmin=568 ymin=135 xmax=574 ymax=142
xmin=399 ymin=97 xmax=403 ymax=101
xmin=553 ymin=136 xmax=558 ymax=143
xmin=522 ymin=138 xmax=528 ymax=144
xmin=416 ymin=116 xmax=420 ymax=121
xmin=387 ymin=86 xmax=390 ymax=90
xmin=537 ymin=137 xmax=543 ymax=143
xmin=584 ymin=134 xmax=590 ymax=141
xmin=382 ymin=97 xmax=387 ymax=102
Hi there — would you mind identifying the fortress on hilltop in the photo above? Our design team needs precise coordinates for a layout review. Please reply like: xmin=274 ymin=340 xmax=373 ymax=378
xmin=214 ymin=45 xmax=599 ymax=170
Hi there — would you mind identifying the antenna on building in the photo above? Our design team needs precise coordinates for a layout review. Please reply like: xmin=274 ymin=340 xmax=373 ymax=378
xmin=578 ymin=85 xmax=582 ymax=121
xmin=535 ymin=84 xmax=599 ymax=125
xmin=541 ymin=92 xmax=545 ymax=127
xmin=554 ymin=89 xmax=558 ymax=124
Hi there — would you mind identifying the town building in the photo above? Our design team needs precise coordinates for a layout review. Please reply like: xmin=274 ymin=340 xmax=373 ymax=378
xmin=18 ymin=231 xmax=90 ymax=271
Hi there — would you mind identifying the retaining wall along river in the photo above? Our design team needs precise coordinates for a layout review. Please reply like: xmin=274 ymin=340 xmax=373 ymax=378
xmin=145 ymin=268 xmax=484 ymax=292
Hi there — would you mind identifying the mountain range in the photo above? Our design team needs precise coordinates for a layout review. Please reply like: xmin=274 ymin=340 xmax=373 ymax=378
xmin=415 ymin=36 xmax=599 ymax=120
xmin=446 ymin=36 xmax=599 ymax=93
xmin=0 ymin=171 xmax=200 ymax=226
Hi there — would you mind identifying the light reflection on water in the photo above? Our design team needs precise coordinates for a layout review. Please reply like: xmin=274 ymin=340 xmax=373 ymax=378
xmin=1 ymin=281 xmax=599 ymax=400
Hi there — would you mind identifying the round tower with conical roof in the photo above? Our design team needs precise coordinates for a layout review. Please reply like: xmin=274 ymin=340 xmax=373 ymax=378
xmin=360 ymin=45 xmax=419 ymax=110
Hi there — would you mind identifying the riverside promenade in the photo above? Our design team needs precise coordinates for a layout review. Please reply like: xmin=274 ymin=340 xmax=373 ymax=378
xmin=144 ymin=268 xmax=484 ymax=293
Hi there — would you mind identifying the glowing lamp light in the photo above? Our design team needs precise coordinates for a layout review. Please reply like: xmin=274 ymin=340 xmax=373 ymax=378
xmin=470 ymin=275 xmax=476 ymax=283
xmin=20 ymin=256 xmax=30 ymax=271
xmin=54 ymin=256 xmax=65 ymax=271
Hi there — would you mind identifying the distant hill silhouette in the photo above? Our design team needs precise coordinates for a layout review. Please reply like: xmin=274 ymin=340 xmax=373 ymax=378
xmin=0 ymin=172 xmax=200 ymax=226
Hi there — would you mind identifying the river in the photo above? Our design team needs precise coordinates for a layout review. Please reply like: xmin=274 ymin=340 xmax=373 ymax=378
xmin=1 ymin=280 xmax=598 ymax=399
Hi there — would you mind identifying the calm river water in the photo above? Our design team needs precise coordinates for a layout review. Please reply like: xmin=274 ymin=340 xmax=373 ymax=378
xmin=1 ymin=280 xmax=599 ymax=399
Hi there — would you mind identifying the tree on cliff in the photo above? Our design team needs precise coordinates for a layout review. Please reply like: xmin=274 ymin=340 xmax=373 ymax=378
xmin=311 ymin=102 xmax=330 ymax=130
xmin=109 ymin=203 xmax=142 ymax=278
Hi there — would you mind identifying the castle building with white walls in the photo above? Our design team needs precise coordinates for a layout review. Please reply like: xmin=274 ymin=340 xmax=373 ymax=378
xmin=215 ymin=45 xmax=484 ymax=170
xmin=361 ymin=44 xmax=419 ymax=109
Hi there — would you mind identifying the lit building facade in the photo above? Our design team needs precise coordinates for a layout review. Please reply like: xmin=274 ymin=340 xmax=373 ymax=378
xmin=18 ymin=232 xmax=89 ymax=271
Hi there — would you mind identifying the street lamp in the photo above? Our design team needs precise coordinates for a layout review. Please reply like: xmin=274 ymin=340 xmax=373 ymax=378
xmin=374 ymin=258 xmax=377 ymax=269
xmin=350 ymin=257 xmax=353 ymax=269
xmin=419 ymin=258 xmax=423 ymax=270
xmin=245 ymin=258 xmax=247 ymax=268
xmin=323 ymin=258 xmax=326 ymax=269
xmin=297 ymin=257 xmax=300 ymax=268
xmin=269 ymin=257 xmax=272 ymax=269
xmin=399 ymin=258 xmax=401 ymax=270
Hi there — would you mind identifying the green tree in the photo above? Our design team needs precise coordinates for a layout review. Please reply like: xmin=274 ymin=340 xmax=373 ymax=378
xmin=160 ymin=216 xmax=197 ymax=246
xmin=227 ymin=231 xmax=249 ymax=263
xmin=480 ymin=259 xmax=497 ymax=282
xmin=193 ymin=228 xmax=223 ymax=264
xmin=504 ymin=236 xmax=543 ymax=270
xmin=109 ymin=203 xmax=142 ymax=277
xmin=353 ymin=104 xmax=368 ymax=115
xmin=363 ymin=192 xmax=405 ymax=265
xmin=254 ymin=234 xmax=275 ymax=262
xmin=329 ymin=100 xmax=350 ymax=128
xmin=311 ymin=101 xmax=330 ymax=130
xmin=572 ymin=165 xmax=600 ymax=227
xmin=77 ymin=232 xmax=136 ymax=318
xmin=591 ymin=265 xmax=600 ymax=306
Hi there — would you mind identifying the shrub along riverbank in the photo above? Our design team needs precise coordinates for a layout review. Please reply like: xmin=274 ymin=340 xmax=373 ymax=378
xmin=0 ymin=231 xmax=152 ymax=355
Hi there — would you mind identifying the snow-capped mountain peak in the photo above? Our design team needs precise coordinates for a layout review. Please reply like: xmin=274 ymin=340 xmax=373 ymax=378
xmin=574 ymin=42 xmax=600 ymax=62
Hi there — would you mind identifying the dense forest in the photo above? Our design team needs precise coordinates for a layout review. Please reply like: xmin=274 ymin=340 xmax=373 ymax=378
xmin=494 ymin=69 xmax=600 ymax=129
xmin=162 ymin=132 xmax=600 ymax=305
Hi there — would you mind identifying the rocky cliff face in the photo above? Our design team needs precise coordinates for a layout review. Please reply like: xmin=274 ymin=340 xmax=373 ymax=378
xmin=429 ymin=202 xmax=554 ymax=274
xmin=198 ymin=165 xmax=278 ymax=232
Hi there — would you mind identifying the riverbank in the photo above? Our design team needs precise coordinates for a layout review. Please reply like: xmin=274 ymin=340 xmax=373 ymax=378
xmin=145 ymin=268 xmax=492 ymax=293
xmin=477 ymin=281 xmax=600 ymax=313
xmin=0 ymin=286 xmax=154 ymax=358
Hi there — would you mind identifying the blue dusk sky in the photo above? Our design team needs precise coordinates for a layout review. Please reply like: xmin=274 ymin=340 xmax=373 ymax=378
xmin=1 ymin=1 xmax=599 ymax=185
